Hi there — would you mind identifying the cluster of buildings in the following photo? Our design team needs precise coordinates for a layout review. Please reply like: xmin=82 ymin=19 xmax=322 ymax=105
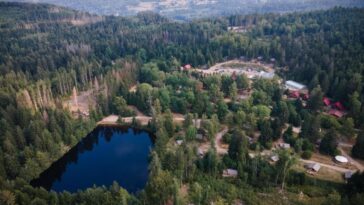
xmin=188 ymin=58 xmax=276 ymax=80
xmin=227 ymin=26 xmax=247 ymax=33
xmin=196 ymin=66 xmax=275 ymax=80
xmin=322 ymin=97 xmax=346 ymax=118
xmin=303 ymin=155 xmax=353 ymax=180
xmin=285 ymin=80 xmax=309 ymax=100
xmin=284 ymin=80 xmax=346 ymax=118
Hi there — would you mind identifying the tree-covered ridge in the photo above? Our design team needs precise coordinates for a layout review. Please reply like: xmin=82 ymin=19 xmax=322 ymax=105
xmin=1 ymin=4 xmax=364 ymax=125
xmin=3 ymin=0 xmax=364 ymax=20
xmin=0 ymin=2 xmax=364 ymax=205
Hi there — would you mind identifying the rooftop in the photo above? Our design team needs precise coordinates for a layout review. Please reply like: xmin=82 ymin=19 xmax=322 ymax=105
xmin=270 ymin=155 xmax=279 ymax=162
xmin=306 ymin=163 xmax=321 ymax=172
xmin=335 ymin=155 xmax=348 ymax=163
xmin=223 ymin=169 xmax=238 ymax=177
xmin=285 ymin=80 xmax=307 ymax=90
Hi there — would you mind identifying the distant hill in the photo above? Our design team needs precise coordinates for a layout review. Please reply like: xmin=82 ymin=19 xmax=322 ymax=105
xmin=2 ymin=0 xmax=364 ymax=20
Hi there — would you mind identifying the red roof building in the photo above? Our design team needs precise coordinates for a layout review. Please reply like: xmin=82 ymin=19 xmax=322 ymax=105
xmin=184 ymin=64 xmax=192 ymax=70
xmin=329 ymin=109 xmax=345 ymax=118
xmin=323 ymin=97 xmax=331 ymax=106
xmin=301 ymin=93 xmax=309 ymax=101
xmin=289 ymin=90 xmax=300 ymax=98
xmin=334 ymin=102 xmax=345 ymax=111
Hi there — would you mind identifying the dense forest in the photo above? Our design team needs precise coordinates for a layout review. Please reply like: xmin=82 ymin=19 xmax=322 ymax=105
xmin=5 ymin=0 xmax=364 ymax=20
xmin=0 ymin=2 xmax=364 ymax=205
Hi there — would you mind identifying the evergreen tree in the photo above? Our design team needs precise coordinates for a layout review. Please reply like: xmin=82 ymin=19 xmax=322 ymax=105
xmin=307 ymin=86 xmax=324 ymax=112
xmin=319 ymin=129 xmax=339 ymax=156
xmin=352 ymin=132 xmax=364 ymax=159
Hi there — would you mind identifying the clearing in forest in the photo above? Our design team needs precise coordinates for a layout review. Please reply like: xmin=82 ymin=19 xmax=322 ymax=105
xmin=195 ymin=59 xmax=275 ymax=78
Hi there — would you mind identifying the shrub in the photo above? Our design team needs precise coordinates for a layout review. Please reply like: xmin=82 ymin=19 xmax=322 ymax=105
xmin=222 ymin=133 xmax=232 ymax=144
xmin=301 ymin=150 xmax=312 ymax=159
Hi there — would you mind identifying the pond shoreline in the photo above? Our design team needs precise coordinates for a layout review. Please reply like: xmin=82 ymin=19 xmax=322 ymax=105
xmin=30 ymin=126 xmax=154 ymax=193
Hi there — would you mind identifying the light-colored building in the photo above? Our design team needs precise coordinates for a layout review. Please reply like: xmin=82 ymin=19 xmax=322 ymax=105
xmin=285 ymin=80 xmax=307 ymax=91
xmin=198 ymin=148 xmax=204 ymax=157
xmin=344 ymin=171 xmax=353 ymax=180
xmin=305 ymin=163 xmax=321 ymax=172
xmin=259 ymin=71 xmax=275 ymax=79
xmin=279 ymin=143 xmax=291 ymax=149
xmin=223 ymin=169 xmax=238 ymax=177
xmin=176 ymin=140 xmax=183 ymax=145
xmin=270 ymin=155 xmax=279 ymax=162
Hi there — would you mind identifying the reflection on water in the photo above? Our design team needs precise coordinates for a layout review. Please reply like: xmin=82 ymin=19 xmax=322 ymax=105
xmin=31 ymin=126 xmax=154 ymax=193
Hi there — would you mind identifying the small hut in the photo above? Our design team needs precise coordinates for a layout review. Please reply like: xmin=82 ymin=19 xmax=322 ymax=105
xmin=270 ymin=155 xmax=279 ymax=162
xmin=344 ymin=171 xmax=353 ymax=180
xmin=223 ymin=169 xmax=238 ymax=177
xmin=305 ymin=163 xmax=321 ymax=172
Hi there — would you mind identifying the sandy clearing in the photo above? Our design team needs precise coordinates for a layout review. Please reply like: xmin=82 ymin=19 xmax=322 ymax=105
xmin=195 ymin=59 xmax=275 ymax=78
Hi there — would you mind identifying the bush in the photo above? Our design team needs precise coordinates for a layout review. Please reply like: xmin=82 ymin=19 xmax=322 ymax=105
xmin=249 ymin=143 xmax=258 ymax=150
xmin=222 ymin=133 xmax=232 ymax=144
xmin=287 ymin=172 xmax=306 ymax=186
xmin=264 ymin=141 xmax=273 ymax=150
xmin=302 ymin=139 xmax=314 ymax=151
xmin=299 ymin=185 xmax=330 ymax=197
xmin=301 ymin=150 xmax=312 ymax=159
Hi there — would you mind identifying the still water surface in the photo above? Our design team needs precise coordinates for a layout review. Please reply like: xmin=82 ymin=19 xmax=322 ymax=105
xmin=31 ymin=126 xmax=154 ymax=193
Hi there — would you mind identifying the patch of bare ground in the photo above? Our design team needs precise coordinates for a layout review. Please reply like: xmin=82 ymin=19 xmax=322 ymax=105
xmin=20 ymin=16 xmax=103 ymax=30
xmin=63 ymin=89 xmax=96 ymax=118
xmin=179 ymin=184 xmax=188 ymax=198
xmin=128 ymin=85 xmax=137 ymax=93
xmin=196 ymin=59 xmax=275 ymax=78
xmin=172 ymin=113 xmax=185 ymax=124
xmin=198 ymin=126 xmax=229 ymax=155
xmin=294 ymin=163 xmax=344 ymax=183
xmin=310 ymin=152 xmax=356 ymax=170
xmin=67 ymin=16 xmax=104 ymax=26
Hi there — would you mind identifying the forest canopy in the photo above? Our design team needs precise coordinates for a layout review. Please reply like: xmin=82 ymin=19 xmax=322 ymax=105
xmin=0 ymin=2 xmax=364 ymax=205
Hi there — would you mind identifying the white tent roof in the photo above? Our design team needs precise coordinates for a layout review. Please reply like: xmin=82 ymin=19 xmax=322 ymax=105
xmin=285 ymin=80 xmax=306 ymax=90
xmin=335 ymin=155 xmax=348 ymax=163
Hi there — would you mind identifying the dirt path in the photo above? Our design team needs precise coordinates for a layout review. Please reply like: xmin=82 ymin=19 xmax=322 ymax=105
xmin=198 ymin=127 xmax=229 ymax=155
xmin=215 ymin=127 xmax=229 ymax=155
xmin=339 ymin=142 xmax=354 ymax=148
xmin=97 ymin=115 xmax=120 ymax=125
xmin=98 ymin=109 xmax=187 ymax=126
xmin=299 ymin=159 xmax=354 ymax=173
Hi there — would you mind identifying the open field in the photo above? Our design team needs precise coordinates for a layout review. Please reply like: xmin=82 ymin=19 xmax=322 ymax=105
xmin=195 ymin=59 xmax=275 ymax=79
xmin=294 ymin=163 xmax=345 ymax=183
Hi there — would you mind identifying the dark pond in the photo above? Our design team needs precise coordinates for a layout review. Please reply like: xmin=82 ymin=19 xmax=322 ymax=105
xmin=31 ymin=126 xmax=154 ymax=193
